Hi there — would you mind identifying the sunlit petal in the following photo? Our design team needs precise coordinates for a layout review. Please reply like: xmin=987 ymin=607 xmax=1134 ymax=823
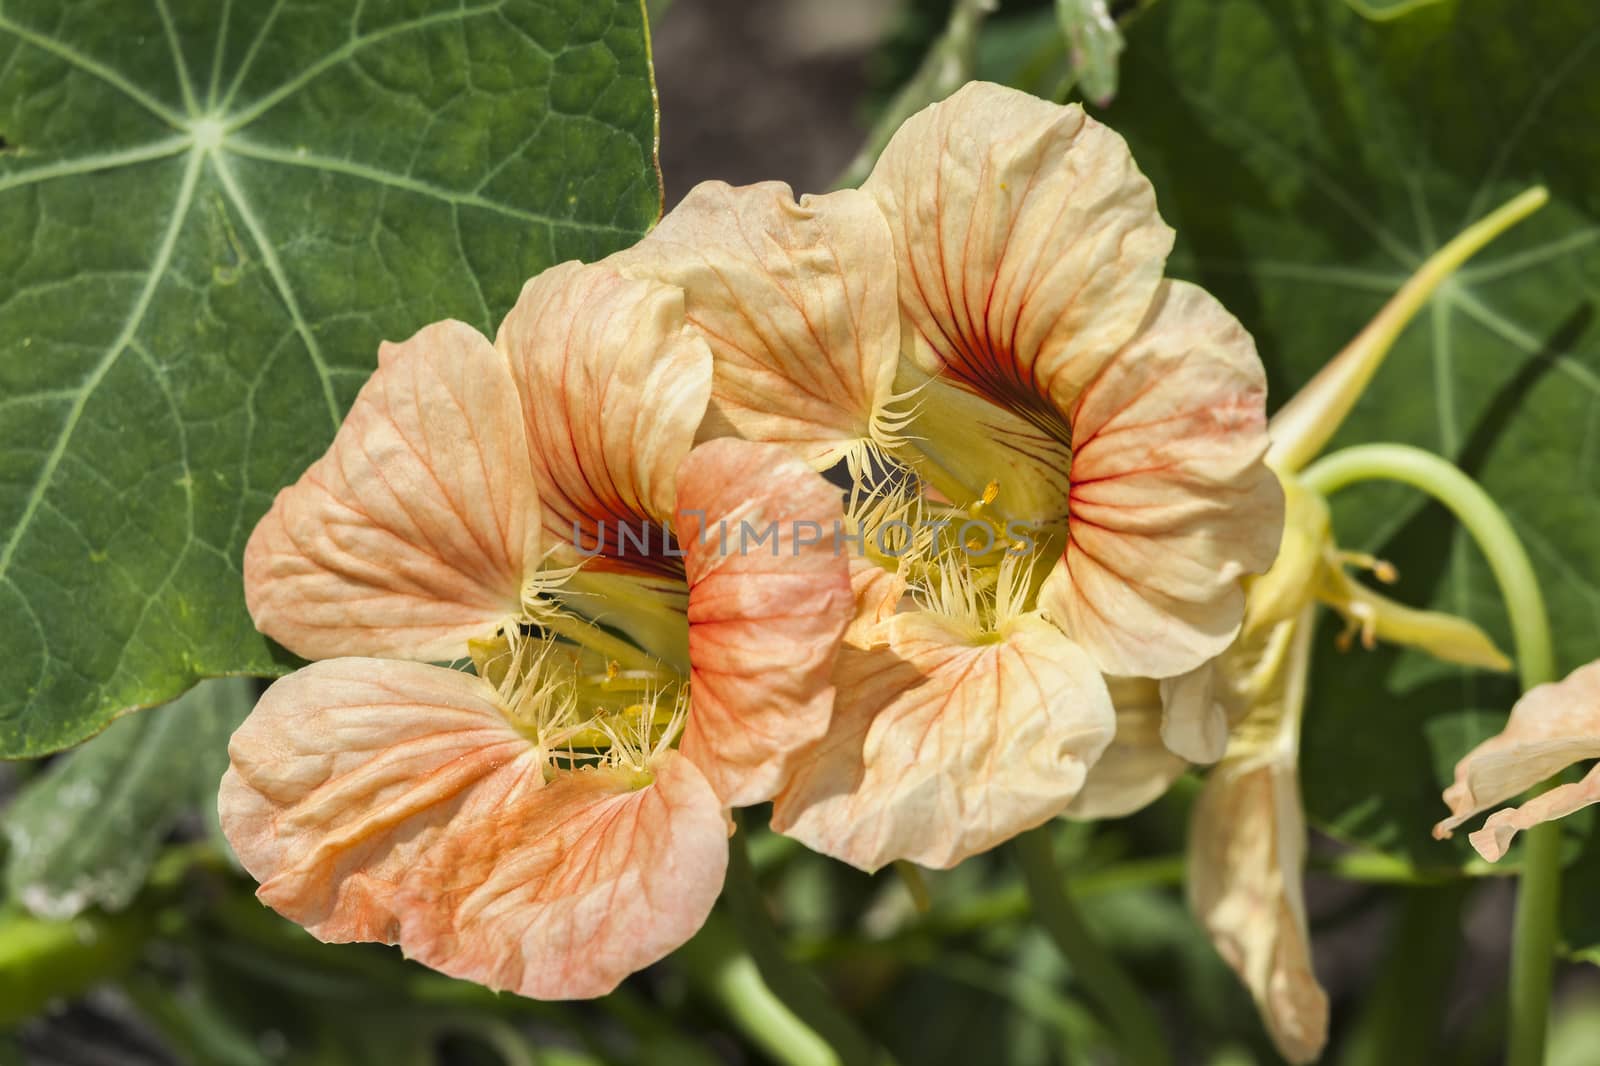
xmin=220 ymin=658 xmax=727 ymax=999
xmin=243 ymin=321 xmax=540 ymax=661
xmin=1040 ymin=280 xmax=1283 ymax=678
xmin=864 ymin=81 xmax=1172 ymax=429
xmin=498 ymin=261 xmax=712 ymax=569
xmin=620 ymin=181 xmax=901 ymax=468
xmin=676 ymin=439 xmax=854 ymax=807
xmin=772 ymin=612 xmax=1114 ymax=871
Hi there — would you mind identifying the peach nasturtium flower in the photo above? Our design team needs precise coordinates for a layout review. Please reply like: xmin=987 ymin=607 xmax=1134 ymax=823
xmin=618 ymin=81 xmax=1284 ymax=871
xmin=1434 ymin=660 xmax=1600 ymax=861
xmin=224 ymin=261 xmax=853 ymax=998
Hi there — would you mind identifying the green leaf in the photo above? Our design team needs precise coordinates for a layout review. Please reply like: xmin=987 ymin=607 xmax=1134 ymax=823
xmin=1099 ymin=0 xmax=1600 ymax=861
xmin=3 ymin=677 xmax=253 ymax=918
xmin=0 ymin=0 xmax=661 ymax=756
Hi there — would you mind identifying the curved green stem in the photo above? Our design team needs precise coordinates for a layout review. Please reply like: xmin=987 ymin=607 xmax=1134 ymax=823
xmin=1300 ymin=443 xmax=1557 ymax=1066
xmin=676 ymin=913 xmax=839 ymax=1066
xmin=1014 ymin=827 xmax=1172 ymax=1066
xmin=722 ymin=820 xmax=898 ymax=1066
xmin=1299 ymin=444 xmax=1552 ymax=687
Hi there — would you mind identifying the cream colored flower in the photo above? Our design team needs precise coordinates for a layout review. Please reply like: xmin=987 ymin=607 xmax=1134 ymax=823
xmin=621 ymin=81 xmax=1282 ymax=871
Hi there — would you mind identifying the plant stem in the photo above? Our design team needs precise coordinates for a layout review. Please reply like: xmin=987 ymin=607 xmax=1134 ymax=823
xmin=1013 ymin=827 xmax=1172 ymax=1066
xmin=1300 ymin=442 xmax=1558 ymax=1066
xmin=1299 ymin=444 xmax=1552 ymax=687
xmin=1269 ymin=186 xmax=1548 ymax=472
xmin=722 ymin=820 xmax=897 ymax=1066
xmin=677 ymin=913 xmax=839 ymax=1066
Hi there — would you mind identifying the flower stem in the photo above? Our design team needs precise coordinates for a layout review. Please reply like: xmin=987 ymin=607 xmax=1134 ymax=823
xmin=1300 ymin=442 xmax=1558 ymax=1066
xmin=722 ymin=820 xmax=898 ymax=1066
xmin=1270 ymin=186 xmax=1548 ymax=473
xmin=1013 ymin=826 xmax=1172 ymax=1066
xmin=676 ymin=913 xmax=840 ymax=1066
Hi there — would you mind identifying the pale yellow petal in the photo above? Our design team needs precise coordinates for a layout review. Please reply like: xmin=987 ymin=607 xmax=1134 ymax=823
xmin=619 ymin=181 xmax=901 ymax=468
xmin=864 ymin=81 xmax=1172 ymax=424
xmin=1469 ymin=764 xmax=1600 ymax=862
xmin=1065 ymin=677 xmax=1189 ymax=819
xmin=1039 ymin=280 xmax=1283 ymax=678
xmin=1434 ymin=659 xmax=1600 ymax=842
xmin=772 ymin=612 xmax=1114 ymax=871
xmin=1159 ymin=663 xmax=1231 ymax=764
xmin=1189 ymin=756 xmax=1328 ymax=1065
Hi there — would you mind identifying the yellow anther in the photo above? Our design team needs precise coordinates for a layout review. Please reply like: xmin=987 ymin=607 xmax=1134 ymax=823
xmin=981 ymin=480 xmax=1000 ymax=506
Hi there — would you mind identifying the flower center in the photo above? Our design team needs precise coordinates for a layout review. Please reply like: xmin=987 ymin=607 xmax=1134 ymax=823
xmin=472 ymin=630 xmax=688 ymax=781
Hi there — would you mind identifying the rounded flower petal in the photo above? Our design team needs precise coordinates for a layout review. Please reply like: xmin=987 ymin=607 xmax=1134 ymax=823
xmin=497 ymin=261 xmax=712 ymax=569
xmin=772 ymin=612 xmax=1115 ymax=871
xmin=619 ymin=181 xmax=902 ymax=468
xmin=863 ymin=80 xmax=1173 ymax=426
xmin=220 ymin=658 xmax=728 ymax=1000
xmin=676 ymin=438 xmax=854 ymax=807
xmin=1189 ymin=756 xmax=1329 ymax=1065
xmin=1434 ymin=659 xmax=1600 ymax=847
xmin=243 ymin=321 xmax=540 ymax=661
xmin=1066 ymin=677 xmax=1190 ymax=820
xmin=1040 ymin=280 xmax=1284 ymax=678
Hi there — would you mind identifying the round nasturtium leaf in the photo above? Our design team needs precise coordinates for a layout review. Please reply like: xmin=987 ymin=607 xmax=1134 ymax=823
xmin=0 ymin=0 xmax=662 ymax=756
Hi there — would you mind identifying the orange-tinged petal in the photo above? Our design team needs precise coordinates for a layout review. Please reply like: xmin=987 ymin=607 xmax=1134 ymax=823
xmin=1189 ymin=753 xmax=1329 ymax=1065
xmin=1469 ymin=765 xmax=1600 ymax=862
xmin=220 ymin=658 xmax=728 ymax=999
xmin=498 ymin=261 xmax=712 ymax=570
xmin=390 ymin=749 xmax=727 ymax=999
xmin=1066 ymin=676 xmax=1189 ymax=819
xmin=772 ymin=611 xmax=1114 ymax=871
xmin=1040 ymin=280 xmax=1283 ymax=678
xmin=619 ymin=182 xmax=901 ymax=468
xmin=243 ymin=321 xmax=539 ymax=661
xmin=844 ymin=557 xmax=907 ymax=648
xmin=1434 ymin=659 xmax=1600 ymax=845
xmin=676 ymin=438 xmax=854 ymax=807
xmin=863 ymin=81 xmax=1172 ymax=429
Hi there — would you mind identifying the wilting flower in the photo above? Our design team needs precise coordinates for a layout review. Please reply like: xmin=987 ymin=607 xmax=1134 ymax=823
xmin=1434 ymin=660 xmax=1600 ymax=861
xmin=616 ymin=81 xmax=1283 ymax=872
xmin=226 ymin=261 xmax=853 ymax=998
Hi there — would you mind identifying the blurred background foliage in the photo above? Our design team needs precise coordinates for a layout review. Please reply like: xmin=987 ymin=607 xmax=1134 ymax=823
xmin=5 ymin=0 xmax=1600 ymax=1063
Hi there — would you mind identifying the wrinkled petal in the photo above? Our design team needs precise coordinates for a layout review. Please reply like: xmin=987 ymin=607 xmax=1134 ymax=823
xmin=772 ymin=612 xmax=1114 ymax=871
xmin=844 ymin=557 xmax=907 ymax=648
xmin=1469 ymin=764 xmax=1600 ymax=861
xmin=1434 ymin=659 xmax=1600 ymax=843
xmin=1066 ymin=676 xmax=1189 ymax=819
xmin=220 ymin=658 xmax=727 ymax=999
xmin=864 ymin=80 xmax=1172 ymax=432
xmin=1189 ymin=753 xmax=1329 ymax=1065
xmin=676 ymin=438 xmax=854 ymax=807
xmin=244 ymin=321 xmax=540 ymax=661
xmin=1040 ymin=280 xmax=1283 ymax=678
xmin=498 ymin=261 xmax=712 ymax=569
xmin=1160 ymin=663 xmax=1230 ymax=764
xmin=619 ymin=182 xmax=901 ymax=468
